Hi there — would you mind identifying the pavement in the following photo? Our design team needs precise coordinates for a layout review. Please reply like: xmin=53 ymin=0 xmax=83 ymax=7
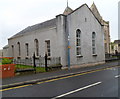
xmin=1 ymin=61 xmax=120 ymax=89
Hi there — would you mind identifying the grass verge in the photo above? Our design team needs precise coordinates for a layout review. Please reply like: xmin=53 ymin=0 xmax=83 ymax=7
xmin=15 ymin=64 xmax=46 ymax=73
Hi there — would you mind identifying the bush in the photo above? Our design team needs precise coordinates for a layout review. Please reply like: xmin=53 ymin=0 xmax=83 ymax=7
xmin=2 ymin=58 xmax=12 ymax=64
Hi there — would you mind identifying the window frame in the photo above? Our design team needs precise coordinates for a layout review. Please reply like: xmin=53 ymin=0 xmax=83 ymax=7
xmin=34 ymin=39 xmax=39 ymax=56
xmin=11 ymin=45 xmax=14 ymax=57
xmin=92 ymin=32 xmax=97 ymax=55
xmin=17 ymin=42 xmax=21 ymax=56
xmin=76 ymin=29 xmax=82 ymax=57
xmin=25 ymin=43 xmax=29 ymax=57
xmin=45 ymin=40 xmax=51 ymax=57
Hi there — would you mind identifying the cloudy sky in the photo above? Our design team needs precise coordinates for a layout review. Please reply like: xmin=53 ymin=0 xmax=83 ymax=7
xmin=0 ymin=0 xmax=119 ymax=49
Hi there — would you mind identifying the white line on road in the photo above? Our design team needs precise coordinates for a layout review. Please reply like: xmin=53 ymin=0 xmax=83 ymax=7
xmin=52 ymin=81 xmax=102 ymax=99
xmin=115 ymin=75 xmax=120 ymax=78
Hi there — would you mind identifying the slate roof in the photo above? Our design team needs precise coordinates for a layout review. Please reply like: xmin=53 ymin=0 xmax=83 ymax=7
xmin=9 ymin=18 xmax=56 ymax=39
xmin=3 ymin=45 xmax=9 ymax=49
xmin=9 ymin=3 xmax=103 ymax=40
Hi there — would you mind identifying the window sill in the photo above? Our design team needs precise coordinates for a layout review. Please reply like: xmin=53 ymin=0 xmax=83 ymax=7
xmin=17 ymin=56 xmax=21 ymax=59
xmin=77 ymin=55 xmax=83 ymax=58
xmin=35 ymin=56 xmax=39 ymax=59
xmin=47 ymin=56 xmax=51 ymax=60
xmin=25 ymin=56 xmax=29 ymax=59
xmin=92 ymin=54 xmax=97 ymax=56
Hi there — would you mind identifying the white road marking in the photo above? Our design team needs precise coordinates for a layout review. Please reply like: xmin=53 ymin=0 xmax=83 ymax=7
xmin=115 ymin=75 xmax=120 ymax=78
xmin=52 ymin=82 xmax=102 ymax=99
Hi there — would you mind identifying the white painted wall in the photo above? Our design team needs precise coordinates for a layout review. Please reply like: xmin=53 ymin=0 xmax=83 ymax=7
xmin=8 ymin=4 xmax=105 ymax=67
xmin=8 ymin=26 xmax=59 ymax=58
xmin=67 ymin=5 xmax=105 ymax=66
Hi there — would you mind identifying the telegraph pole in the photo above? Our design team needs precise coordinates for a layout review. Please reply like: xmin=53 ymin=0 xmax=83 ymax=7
xmin=67 ymin=15 xmax=70 ymax=70
xmin=68 ymin=35 xmax=70 ymax=70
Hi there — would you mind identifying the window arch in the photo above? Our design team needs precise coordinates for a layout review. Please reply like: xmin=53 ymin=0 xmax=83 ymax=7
xmin=11 ymin=45 xmax=14 ymax=57
xmin=45 ymin=40 xmax=51 ymax=57
xmin=17 ymin=42 xmax=21 ymax=56
xmin=34 ymin=39 xmax=39 ymax=56
xmin=92 ymin=32 xmax=96 ymax=54
xmin=76 ymin=29 xmax=81 ymax=57
xmin=25 ymin=43 xmax=29 ymax=56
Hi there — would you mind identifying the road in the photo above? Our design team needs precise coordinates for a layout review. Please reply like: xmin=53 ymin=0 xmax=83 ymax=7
xmin=2 ymin=66 xmax=120 ymax=98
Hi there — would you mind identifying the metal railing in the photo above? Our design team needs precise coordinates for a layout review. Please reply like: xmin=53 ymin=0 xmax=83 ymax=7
xmin=105 ymin=53 xmax=120 ymax=62
xmin=13 ymin=57 xmax=61 ymax=67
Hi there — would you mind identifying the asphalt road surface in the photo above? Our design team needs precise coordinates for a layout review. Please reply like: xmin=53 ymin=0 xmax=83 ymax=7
xmin=2 ymin=66 xmax=120 ymax=98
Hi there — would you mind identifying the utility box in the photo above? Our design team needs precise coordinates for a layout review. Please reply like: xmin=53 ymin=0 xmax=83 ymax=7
xmin=0 ymin=64 xmax=15 ymax=78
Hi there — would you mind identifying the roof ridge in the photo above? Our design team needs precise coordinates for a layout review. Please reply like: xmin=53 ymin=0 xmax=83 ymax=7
xmin=67 ymin=3 xmax=86 ymax=15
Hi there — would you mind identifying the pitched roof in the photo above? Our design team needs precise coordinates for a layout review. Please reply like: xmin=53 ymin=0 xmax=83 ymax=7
xmin=67 ymin=3 xmax=103 ymax=26
xmin=3 ymin=45 xmax=9 ymax=49
xmin=9 ymin=18 xmax=56 ymax=39
xmin=63 ymin=6 xmax=73 ymax=15
xmin=9 ymin=3 xmax=103 ymax=40
xmin=90 ymin=2 xmax=101 ymax=16
xmin=90 ymin=2 xmax=103 ymax=23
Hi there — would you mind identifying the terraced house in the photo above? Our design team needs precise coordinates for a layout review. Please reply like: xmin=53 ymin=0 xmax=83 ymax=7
xmin=8 ymin=3 xmax=105 ymax=67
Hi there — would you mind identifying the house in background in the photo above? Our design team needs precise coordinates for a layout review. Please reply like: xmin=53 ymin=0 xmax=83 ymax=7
xmin=8 ymin=3 xmax=105 ymax=67
xmin=0 ymin=49 xmax=3 ymax=57
xmin=110 ymin=40 xmax=120 ymax=54
xmin=90 ymin=2 xmax=110 ymax=54
xmin=0 ymin=45 xmax=9 ymax=58
xmin=2 ymin=45 xmax=9 ymax=57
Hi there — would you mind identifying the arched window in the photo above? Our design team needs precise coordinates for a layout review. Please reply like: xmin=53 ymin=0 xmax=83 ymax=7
xmin=76 ymin=29 xmax=81 ymax=57
xmin=45 ymin=40 xmax=51 ymax=57
xmin=92 ymin=32 xmax=96 ymax=54
xmin=25 ymin=43 xmax=29 ymax=56
xmin=17 ymin=42 xmax=21 ymax=56
xmin=11 ymin=45 xmax=14 ymax=57
xmin=34 ymin=39 xmax=39 ymax=56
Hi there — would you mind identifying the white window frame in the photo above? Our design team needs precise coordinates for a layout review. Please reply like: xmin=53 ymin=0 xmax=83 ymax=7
xmin=17 ymin=42 xmax=21 ymax=56
xmin=25 ymin=43 xmax=29 ymax=57
xmin=11 ymin=45 xmax=14 ymax=57
xmin=92 ymin=32 xmax=96 ymax=55
xmin=76 ymin=29 xmax=82 ymax=57
xmin=45 ymin=40 xmax=51 ymax=57
xmin=34 ymin=39 xmax=39 ymax=56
